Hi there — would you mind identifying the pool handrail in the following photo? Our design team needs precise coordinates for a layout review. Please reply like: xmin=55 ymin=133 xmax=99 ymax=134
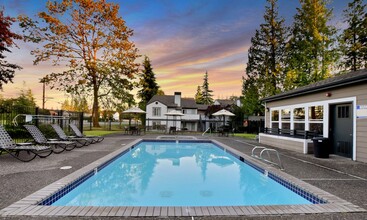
xmin=202 ymin=127 xmax=211 ymax=136
xmin=251 ymin=146 xmax=284 ymax=170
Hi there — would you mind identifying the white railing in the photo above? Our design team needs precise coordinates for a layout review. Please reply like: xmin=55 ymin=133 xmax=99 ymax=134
xmin=12 ymin=114 xmax=70 ymax=126
xmin=202 ymin=127 xmax=211 ymax=136
xmin=251 ymin=146 xmax=284 ymax=170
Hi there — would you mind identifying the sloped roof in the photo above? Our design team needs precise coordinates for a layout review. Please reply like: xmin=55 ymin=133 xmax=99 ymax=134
xmin=147 ymin=95 xmax=198 ymax=109
xmin=197 ymin=104 xmax=209 ymax=111
xmin=215 ymin=99 xmax=235 ymax=106
xmin=262 ymin=69 xmax=367 ymax=102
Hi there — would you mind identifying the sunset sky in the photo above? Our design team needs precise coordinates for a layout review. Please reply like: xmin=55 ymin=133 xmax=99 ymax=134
xmin=1 ymin=0 xmax=346 ymax=109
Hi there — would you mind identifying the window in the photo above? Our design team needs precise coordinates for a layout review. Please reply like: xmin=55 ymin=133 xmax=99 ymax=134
xmin=294 ymin=123 xmax=305 ymax=130
xmin=153 ymin=107 xmax=161 ymax=117
xmin=281 ymin=109 xmax=291 ymax=121
xmin=271 ymin=110 xmax=279 ymax=128
xmin=338 ymin=106 xmax=350 ymax=118
xmin=272 ymin=110 xmax=279 ymax=121
xmin=183 ymin=109 xmax=195 ymax=114
xmin=281 ymin=109 xmax=290 ymax=129
xmin=309 ymin=123 xmax=323 ymax=134
xmin=293 ymin=108 xmax=305 ymax=121
xmin=294 ymin=107 xmax=305 ymax=131
xmin=309 ymin=106 xmax=323 ymax=135
xmin=309 ymin=106 xmax=323 ymax=121
xmin=269 ymin=105 xmax=325 ymax=136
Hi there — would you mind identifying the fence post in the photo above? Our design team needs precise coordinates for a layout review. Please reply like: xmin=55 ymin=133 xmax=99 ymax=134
xmin=146 ymin=118 xmax=149 ymax=131
xmin=79 ymin=112 xmax=84 ymax=133
xmin=35 ymin=107 xmax=39 ymax=127
xmin=58 ymin=110 xmax=64 ymax=128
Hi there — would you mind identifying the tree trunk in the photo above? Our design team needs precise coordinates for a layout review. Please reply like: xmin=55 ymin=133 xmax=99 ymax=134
xmin=92 ymin=82 xmax=100 ymax=127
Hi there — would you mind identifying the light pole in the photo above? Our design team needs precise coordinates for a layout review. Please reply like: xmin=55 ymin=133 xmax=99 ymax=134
xmin=39 ymin=77 xmax=50 ymax=110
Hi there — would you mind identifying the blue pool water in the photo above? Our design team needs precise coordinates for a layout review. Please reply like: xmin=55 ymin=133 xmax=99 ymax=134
xmin=52 ymin=141 xmax=312 ymax=206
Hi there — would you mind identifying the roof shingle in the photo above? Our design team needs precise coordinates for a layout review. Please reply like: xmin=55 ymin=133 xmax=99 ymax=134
xmin=147 ymin=95 xmax=198 ymax=109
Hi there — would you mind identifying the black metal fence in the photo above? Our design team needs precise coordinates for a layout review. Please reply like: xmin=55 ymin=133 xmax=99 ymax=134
xmin=261 ymin=127 xmax=321 ymax=139
xmin=0 ymin=105 xmax=83 ymax=143
xmin=247 ymin=119 xmax=265 ymax=134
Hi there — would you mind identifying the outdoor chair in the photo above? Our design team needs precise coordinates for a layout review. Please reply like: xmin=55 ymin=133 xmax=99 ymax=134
xmin=51 ymin=124 xmax=92 ymax=147
xmin=69 ymin=124 xmax=104 ymax=143
xmin=0 ymin=125 xmax=52 ymax=162
xmin=218 ymin=126 xmax=230 ymax=137
xmin=169 ymin=126 xmax=176 ymax=135
xmin=24 ymin=125 xmax=76 ymax=153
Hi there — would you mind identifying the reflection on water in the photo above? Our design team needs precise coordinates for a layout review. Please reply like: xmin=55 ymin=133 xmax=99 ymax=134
xmin=53 ymin=142 xmax=311 ymax=206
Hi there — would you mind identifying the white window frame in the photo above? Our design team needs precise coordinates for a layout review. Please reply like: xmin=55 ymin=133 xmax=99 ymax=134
xmin=293 ymin=107 xmax=305 ymax=131
xmin=270 ymin=109 xmax=280 ymax=128
xmin=152 ymin=107 xmax=161 ymax=117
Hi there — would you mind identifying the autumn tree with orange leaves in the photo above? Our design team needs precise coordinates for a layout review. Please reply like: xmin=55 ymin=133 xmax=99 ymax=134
xmin=0 ymin=9 xmax=22 ymax=90
xmin=19 ymin=0 xmax=139 ymax=127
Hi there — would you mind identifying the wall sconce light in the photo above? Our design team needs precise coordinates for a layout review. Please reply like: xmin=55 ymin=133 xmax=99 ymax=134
xmin=266 ymin=107 xmax=270 ymax=112
xmin=325 ymin=92 xmax=332 ymax=97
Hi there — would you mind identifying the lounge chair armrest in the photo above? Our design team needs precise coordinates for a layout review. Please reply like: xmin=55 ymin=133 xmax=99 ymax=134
xmin=48 ymin=139 xmax=59 ymax=141
xmin=16 ymin=142 xmax=33 ymax=146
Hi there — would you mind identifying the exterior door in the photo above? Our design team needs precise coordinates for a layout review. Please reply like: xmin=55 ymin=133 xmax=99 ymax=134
xmin=331 ymin=104 xmax=353 ymax=158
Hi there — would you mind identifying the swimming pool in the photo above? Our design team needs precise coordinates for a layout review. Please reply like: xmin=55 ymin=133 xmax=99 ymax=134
xmin=51 ymin=141 xmax=312 ymax=206
xmin=1 ymin=138 xmax=362 ymax=217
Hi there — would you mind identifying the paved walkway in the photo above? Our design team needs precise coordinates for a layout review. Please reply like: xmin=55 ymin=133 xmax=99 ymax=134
xmin=0 ymin=133 xmax=366 ymax=219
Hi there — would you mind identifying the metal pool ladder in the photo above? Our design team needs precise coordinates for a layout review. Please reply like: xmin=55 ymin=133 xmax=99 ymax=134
xmin=251 ymin=146 xmax=284 ymax=170
xmin=202 ymin=127 xmax=211 ymax=136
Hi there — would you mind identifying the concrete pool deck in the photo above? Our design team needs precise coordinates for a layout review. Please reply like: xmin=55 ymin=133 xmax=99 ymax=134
xmin=0 ymin=133 xmax=366 ymax=219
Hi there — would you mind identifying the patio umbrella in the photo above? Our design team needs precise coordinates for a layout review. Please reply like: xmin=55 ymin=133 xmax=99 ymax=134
xmin=122 ymin=107 xmax=146 ymax=126
xmin=212 ymin=109 xmax=235 ymax=127
xmin=164 ymin=110 xmax=184 ymax=116
xmin=164 ymin=110 xmax=184 ymax=133
xmin=123 ymin=107 xmax=146 ymax=114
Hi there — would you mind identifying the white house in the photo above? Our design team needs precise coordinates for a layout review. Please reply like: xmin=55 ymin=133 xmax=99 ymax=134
xmin=146 ymin=92 xmax=200 ymax=131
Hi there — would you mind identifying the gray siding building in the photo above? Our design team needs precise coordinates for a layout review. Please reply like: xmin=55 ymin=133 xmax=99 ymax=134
xmin=259 ymin=69 xmax=367 ymax=163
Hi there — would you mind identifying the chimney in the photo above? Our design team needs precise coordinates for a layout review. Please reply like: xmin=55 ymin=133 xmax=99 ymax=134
xmin=174 ymin=92 xmax=181 ymax=107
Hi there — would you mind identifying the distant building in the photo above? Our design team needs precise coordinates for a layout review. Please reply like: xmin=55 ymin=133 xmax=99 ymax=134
xmin=214 ymin=99 xmax=242 ymax=108
xmin=145 ymin=93 xmax=243 ymax=132
xmin=146 ymin=92 xmax=199 ymax=131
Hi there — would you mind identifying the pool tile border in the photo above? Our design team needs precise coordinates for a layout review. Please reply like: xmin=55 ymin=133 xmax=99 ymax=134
xmin=0 ymin=138 xmax=365 ymax=217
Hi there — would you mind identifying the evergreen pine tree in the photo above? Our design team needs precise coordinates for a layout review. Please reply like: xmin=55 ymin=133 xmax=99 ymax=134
xmin=243 ymin=0 xmax=287 ymax=115
xmin=194 ymin=85 xmax=204 ymax=104
xmin=285 ymin=0 xmax=337 ymax=90
xmin=137 ymin=56 xmax=160 ymax=109
xmin=339 ymin=0 xmax=367 ymax=71
xmin=201 ymin=71 xmax=214 ymax=105
xmin=246 ymin=0 xmax=288 ymax=98
xmin=241 ymin=76 xmax=263 ymax=116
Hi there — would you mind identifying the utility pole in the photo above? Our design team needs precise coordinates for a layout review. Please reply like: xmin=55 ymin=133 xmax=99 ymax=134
xmin=39 ymin=77 xmax=49 ymax=110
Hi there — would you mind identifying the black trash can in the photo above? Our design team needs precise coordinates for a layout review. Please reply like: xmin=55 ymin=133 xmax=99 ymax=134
xmin=312 ymin=137 xmax=330 ymax=158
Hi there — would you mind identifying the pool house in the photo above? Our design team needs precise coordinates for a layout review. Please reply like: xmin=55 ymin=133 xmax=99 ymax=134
xmin=259 ymin=69 xmax=367 ymax=163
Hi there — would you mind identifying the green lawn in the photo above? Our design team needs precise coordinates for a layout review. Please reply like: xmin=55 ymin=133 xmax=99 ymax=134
xmin=84 ymin=130 xmax=123 ymax=136
xmin=234 ymin=133 xmax=257 ymax=139
xmin=83 ymin=127 xmax=258 ymax=139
